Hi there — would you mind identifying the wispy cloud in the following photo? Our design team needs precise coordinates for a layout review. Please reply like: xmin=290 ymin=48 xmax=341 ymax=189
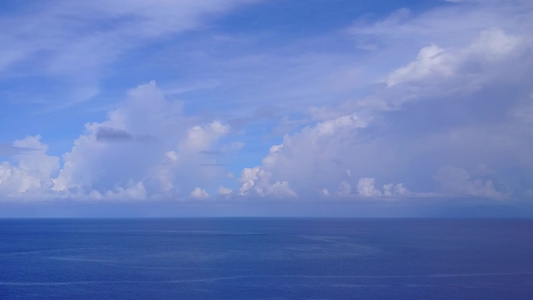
xmin=0 ymin=0 xmax=260 ymax=107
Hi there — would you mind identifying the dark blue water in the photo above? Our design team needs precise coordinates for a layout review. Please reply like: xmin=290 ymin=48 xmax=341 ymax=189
xmin=1 ymin=218 xmax=532 ymax=299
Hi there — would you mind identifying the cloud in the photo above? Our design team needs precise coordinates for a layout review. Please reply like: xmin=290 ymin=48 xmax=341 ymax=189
xmin=235 ymin=110 xmax=419 ymax=198
xmin=234 ymin=8 xmax=533 ymax=200
xmin=0 ymin=136 xmax=59 ymax=198
xmin=238 ymin=167 xmax=297 ymax=198
xmin=386 ymin=28 xmax=523 ymax=87
xmin=0 ymin=0 xmax=260 ymax=105
xmin=356 ymin=178 xmax=382 ymax=197
xmin=261 ymin=115 xmax=372 ymax=192
xmin=100 ymin=181 xmax=148 ymax=201
xmin=331 ymin=177 xmax=411 ymax=198
xmin=434 ymin=166 xmax=506 ymax=199
xmin=1 ymin=0 xmax=532 ymax=210
xmin=337 ymin=181 xmax=352 ymax=197
xmin=218 ymin=186 xmax=232 ymax=196
xmin=383 ymin=183 xmax=409 ymax=197
xmin=349 ymin=1 xmax=531 ymax=49
xmin=190 ymin=187 xmax=209 ymax=199
xmin=51 ymin=81 xmax=233 ymax=200
xmin=357 ymin=178 xmax=409 ymax=197
xmin=386 ymin=44 xmax=450 ymax=87
xmin=185 ymin=121 xmax=229 ymax=152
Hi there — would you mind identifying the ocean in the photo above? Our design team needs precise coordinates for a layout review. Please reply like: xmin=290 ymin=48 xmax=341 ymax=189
xmin=1 ymin=218 xmax=532 ymax=299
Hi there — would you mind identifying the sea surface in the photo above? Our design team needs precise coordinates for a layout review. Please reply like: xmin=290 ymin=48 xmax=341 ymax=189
xmin=1 ymin=218 xmax=532 ymax=299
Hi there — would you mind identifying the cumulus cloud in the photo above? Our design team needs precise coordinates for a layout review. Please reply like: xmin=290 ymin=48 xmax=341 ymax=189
xmin=238 ymin=167 xmax=297 ymax=198
xmin=87 ymin=181 xmax=148 ymax=201
xmin=0 ymin=136 xmax=59 ymax=198
xmin=383 ymin=183 xmax=409 ymax=197
xmin=386 ymin=44 xmax=451 ymax=87
xmin=218 ymin=186 xmax=232 ymax=196
xmin=234 ymin=106 xmax=428 ymax=199
xmin=354 ymin=178 xmax=410 ymax=198
xmin=190 ymin=187 xmax=209 ymax=199
xmin=357 ymin=178 xmax=382 ymax=197
xmin=51 ymin=81 xmax=233 ymax=200
xmin=258 ymin=114 xmax=369 ymax=192
xmin=1 ymin=0 xmax=532 ymax=208
xmin=237 ymin=16 xmax=533 ymax=200
xmin=347 ymin=0 xmax=533 ymax=107
xmin=396 ymin=29 xmax=521 ymax=82
xmin=184 ymin=121 xmax=229 ymax=152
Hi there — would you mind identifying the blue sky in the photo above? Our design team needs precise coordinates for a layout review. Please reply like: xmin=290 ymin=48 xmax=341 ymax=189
xmin=1 ymin=0 xmax=532 ymax=217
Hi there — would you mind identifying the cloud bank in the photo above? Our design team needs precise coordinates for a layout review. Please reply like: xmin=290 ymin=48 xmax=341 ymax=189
xmin=0 ymin=0 xmax=532 ymax=216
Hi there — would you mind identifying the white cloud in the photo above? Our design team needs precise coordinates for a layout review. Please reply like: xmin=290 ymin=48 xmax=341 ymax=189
xmin=237 ymin=109 xmax=422 ymax=199
xmin=382 ymin=29 xmax=527 ymax=106
xmin=233 ymin=16 xmax=533 ymax=200
xmin=466 ymin=29 xmax=522 ymax=59
xmin=51 ymin=81 xmax=232 ymax=200
xmin=386 ymin=44 xmax=451 ymax=87
xmin=1 ymin=0 xmax=533 ymax=207
xmin=184 ymin=121 xmax=229 ymax=152
xmin=383 ymin=183 xmax=409 ymax=197
xmin=52 ymin=81 xmax=181 ymax=194
xmin=356 ymin=178 xmax=410 ymax=197
xmin=238 ymin=167 xmax=297 ymax=198
xmin=239 ymin=167 xmax=264 ymax=196
xmin=357 ymin=178 xmax=382 ymax=197
xmin=347 ymin=0 xmax=533 ymax=107
xmin=258 ymin=114 xmax=369 ymax=191
xmin=0 ymin=136 xmax=59 ymax=198
xmin=190 ymin=187 xmax=209 ymax=199
xmin=218 ymin=185 xmax=232 ymax=196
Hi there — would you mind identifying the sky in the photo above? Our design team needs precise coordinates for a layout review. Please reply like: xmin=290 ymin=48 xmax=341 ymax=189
xmin=1 ymin=0 xmax=532 ymax=217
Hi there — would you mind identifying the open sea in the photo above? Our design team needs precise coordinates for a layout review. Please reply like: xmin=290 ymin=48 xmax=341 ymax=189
xmin=1 ymin=218 xmax=532 ymax=299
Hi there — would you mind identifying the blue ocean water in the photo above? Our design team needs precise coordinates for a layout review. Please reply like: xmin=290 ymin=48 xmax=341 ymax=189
xmin=1 ymin=218 xmax=532 ymax=299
